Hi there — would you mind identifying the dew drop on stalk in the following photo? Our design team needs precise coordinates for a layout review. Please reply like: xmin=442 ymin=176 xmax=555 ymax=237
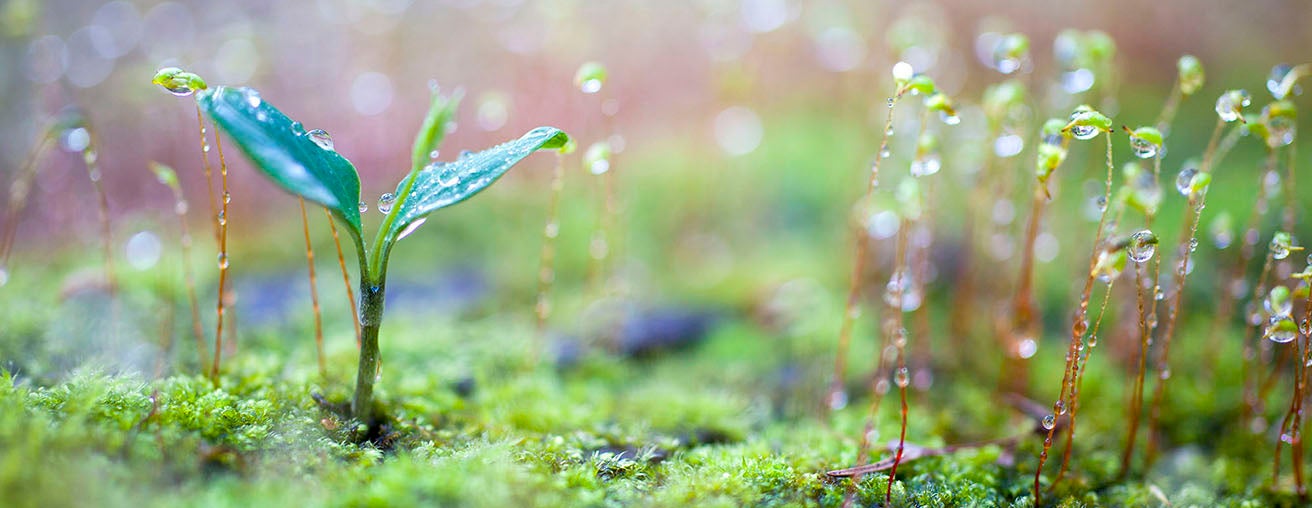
xmin=223 ymin=191 xmax=231 ymax=205
xmin=544 ymin=221 xmax=560 ymax=238
xmin=1128 ymin=230 xmax=1158 ymax=262
xmin=216 ymin=210 xmax=227 ymax=226
xmin=61 ymin=127 xmax=91 ymax=152
xmin=358 ymin=201 xmax=368 ymax=214
xmin=307 ymin=129 xmax=334 ymax=150
xmin=1055 ymin=399 xmax=1067 ymax=415
xmin=217 ymin=252 xmax=229 ymax=269
xmin=1175 ymin=168 xmax=1199 ymax=196
xmin=1215 ymin=90 xmax=1251 ymax=122
xmin=1268 ymin=64 xmax=1294 ymax=99
xmin=378 ymin=193 xmax=395 ymax=214
xmin=894 ymin=367 xmax=910 ymax=388
xmin=909 ymin=154 xmax=941 ymax=177
xmin=1042 ymin=414 xmax=1056 ymax=430
xmin=940 ymin=112 xmax=961 ymax=125
xmin=879 ymin=148 xmax=891 ymax=158
xmin=174 ymin=201 xmax=188 ymax=215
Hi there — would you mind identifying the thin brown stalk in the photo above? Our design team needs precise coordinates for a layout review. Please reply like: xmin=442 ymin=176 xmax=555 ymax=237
xmin=1120 ymin=248 xmax=1154 ymax=477
xmin=534 ymin=152 xmax=566 ymax=363
xmin=1035 ymin=131 xmax=1116 ymax=503
xmin=0 ymin=130 xmax=53 ymax=274
xmin=1055 ymin=280 xmax=1115 ymax=485
xmin=324 ymin=208 xmax=361 ymax=346
xmin=300 ymin=199 xmax=326 ymax=379
xmin=1242 ymin=253 xmax=1277 ymax=424
xmin=211 ymin=123 xmax=231 ymax=382
xmin=195 ymin=106 xmax=219 ymax=242
xmin=829 ymin=92 xmax=903 ymax=411
xmin=884 ymin=218 xmax=912 ymax=506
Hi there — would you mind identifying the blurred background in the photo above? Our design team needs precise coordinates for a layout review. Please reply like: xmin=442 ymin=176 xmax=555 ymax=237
xmin=2 ymin=0 xmax=1312 ymax=379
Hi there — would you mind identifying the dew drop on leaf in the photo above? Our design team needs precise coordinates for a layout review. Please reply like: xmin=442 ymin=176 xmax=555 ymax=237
xmin=378 ymin=193 xmax=396 ymax=214
xmin=307 ymin=129 xmax=334 ymax=150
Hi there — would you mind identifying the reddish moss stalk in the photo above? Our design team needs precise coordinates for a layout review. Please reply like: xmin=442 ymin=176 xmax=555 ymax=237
xmin=210 ymin=123 xmax=231 ymax=382
xmin=324 ymin=208 xmax=361 ymax=347
xmin=1035 ymin=132 xmax=1115 ymax=502
xmin=0 ymin=130 xmax=53 ymax=273
xmin=829 ymin=92 xmax=903 ymax=410
xmin=299 ymin=198 xmax=326 ymax=378
xmin=534 ymin=152 xmax=566 ymax=363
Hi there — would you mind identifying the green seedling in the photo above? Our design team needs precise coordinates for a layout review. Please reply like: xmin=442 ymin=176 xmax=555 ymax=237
xmin=153 ymin=69 xmax=569 ymax=426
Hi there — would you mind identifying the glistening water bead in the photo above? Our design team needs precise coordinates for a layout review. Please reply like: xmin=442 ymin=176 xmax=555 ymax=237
xmin=1176 ymin=168 xmax=1199 ymax=196
xmin=378 ymin=193 xmax=396 ymax=214
xmin=308 ymin=130 xmax=334 ymax=150
xmin=1129 ymin=135 xmax=1159 ymax=159
xmin=1128 ymin=230 xmax=1158 ymax=262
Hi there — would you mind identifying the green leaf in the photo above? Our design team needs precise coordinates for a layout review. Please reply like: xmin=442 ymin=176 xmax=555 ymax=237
xmin=384 ymin=126 xmax=568 ymax=242
xmin=410 ymin=88 xmax=463 ymax=174
xmin=196 ymin=86 xmax=363 ymax=240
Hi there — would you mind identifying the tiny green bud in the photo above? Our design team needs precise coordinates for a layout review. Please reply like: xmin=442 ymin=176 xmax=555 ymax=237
xmin=1084 ymin=31 xmax=1116 ymax=62
xmin=584 ymin=141 xmax=612 ymax=175
xmin=559 ymin=138 xmax=577 ymax=155
xmin=1064 ymin=105 xmax=1112 ymax=139
xmin=1035 ymin=143 xmax=1066 ymax=182
xmin=1094 ymin=248 xmax=1128 ymax=282
xmin=574 ymin=61 xmax=607 ymax=94
xmin=907 ymin=75 xmax=937 ymax=96
xmin=1041 ymin=118 xmax=1068 ymax=145
xmin=152 ymin=67 xmax=208 ymax=97
xmin=1124 ymin=126 xmax=1163 ymax=159
xmin=983 ymin=80 xmax=1027 ymax=122
xmin=1189 ymin=172 xmax=1212 ymax=195
xmin=149 ymin=161 xmax=179 ymax=189
xmin=1177 ymin=55 xmax=1205 ymax=96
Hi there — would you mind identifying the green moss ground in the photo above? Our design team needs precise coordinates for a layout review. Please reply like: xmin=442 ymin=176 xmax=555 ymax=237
xmin=1 ymin=101 xmax=1305 ymax=507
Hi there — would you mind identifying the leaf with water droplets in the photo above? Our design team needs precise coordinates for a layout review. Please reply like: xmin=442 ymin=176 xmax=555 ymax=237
xmin=196 ymin=86 xmax=363 ymax=241
xmin=382 ymin=126 xmax=570 ymax=245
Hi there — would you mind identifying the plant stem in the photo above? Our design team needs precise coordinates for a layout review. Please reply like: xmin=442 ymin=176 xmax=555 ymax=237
xmin=352 ymin=272 xmax=386 ymax=424
xmin=534 ymin=152 xmax=566 ymax=363
xmin=830 ymin=92 xmax=902 ymax=411
xmin=300 ymin=199 xmax=326 ymax=379
xmin=324 ymin=208 xmax=361 ymax=347
xmin=1121 ymin=247 xmax=1153 ymax=477
xmin=211 ymin=122 xmax=231 ymax=383
xmin=0 ymin=129 xmax=52 ymax=276
xmin=195 ymin=106 xmax=219 ymax=243
xmin=885 ymin=217 xmax=912 ymax=507
xmin=1056 ymin=280 xmax=1115 ymax=484
xmin=1035 ymin=131 xmax=1115 ymax=502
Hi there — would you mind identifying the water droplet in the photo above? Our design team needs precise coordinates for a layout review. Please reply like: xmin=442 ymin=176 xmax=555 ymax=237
xmin=307 ymin=129 xmax=333 ymax=150
xmin=891 ymin=61 xmax=914 ymax=82
xmin=358 ymin=201 xmax=368 ymax=213
xmin=378 ymin=193 xmax=395 ymax=214
xmin=1018 ymin=338 xmax=1038 ymax=359
xmin=1088 ymin=335 xmax=1099 ymax=347
xmin=1128 ymin=230 xmax=1158 ymax=262
xmin=290 ymin=122 xmax=305 ymax=136
xmin=429 ymin=149 xmax=440 ymax=160
xmin=1042 ymin=414 xmax=1056 ymax=430
xmin=544 ymin=221 xmax=560 ymax=239
xmin=1268 ymin=64 xmax=1294 ymax=99
xmin=589 ymin=159 xmax=611 ymax=175
xmin=1070 ymin=124 xmax=1098 ymax=140
xmin=1095 ymin=195 xmax=1108 ymax=212
xmin=244 ymin=88 xmax=262 ymax=108
xmin=216 ymin=210 xmax=227 ymax=226
xmin=879 ymin=148 xmax=892 ymax=159
xmin=61 ymin=127 xmax=91 ymax=152
xmin=174 ymin=201 xmax=189 ymax=215
xmin=894 ymin=367 xmax=910 ymax=388
xmin=396 ymin=217 xmax=427 ymax=241
xmin=1189 ymin=238 xmax=1199 ymax=252
xmin=579 ymin=78 xmax=602 ymax=94
xmin=1130 ymin=135 xmax=1159 ymax=159
xmin=885 ymin=126 xmax=895 ymax=136
xmin=886 ymin=98 xmax=895 ymax=108
xmin=1060 ymin=68 xmax=1096 ymax=94
xmin=909 ymin=154 xmax=941 ymax=177
xmin=1267 ymin=316 xmax=1298 ymax=343
xmin=1176 ymin=168 xmax=1199 ymax=196
xmin=1215 ymin=90 xmax=1251 ymax=122
xmin=216 ymin=252 xmax=229 ymax=269
xmin=940 ymin=112 xmax=961 ymax=126
xmin=1055 ymin=400 xmax=1067 ymax=415
xmin=222 ymin=191 xmax=231 ymax=205
xmin=993 ymin=133 xmax=1024 ymax=157
xmin=827 ymin=390 xmax=848 ymax=410
xmin=124 ymin=230 xmax=161 ymax=270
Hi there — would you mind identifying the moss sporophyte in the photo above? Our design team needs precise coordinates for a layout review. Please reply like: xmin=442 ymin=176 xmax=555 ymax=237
xmin=153 ymin=68 xmax=570 ymax=427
